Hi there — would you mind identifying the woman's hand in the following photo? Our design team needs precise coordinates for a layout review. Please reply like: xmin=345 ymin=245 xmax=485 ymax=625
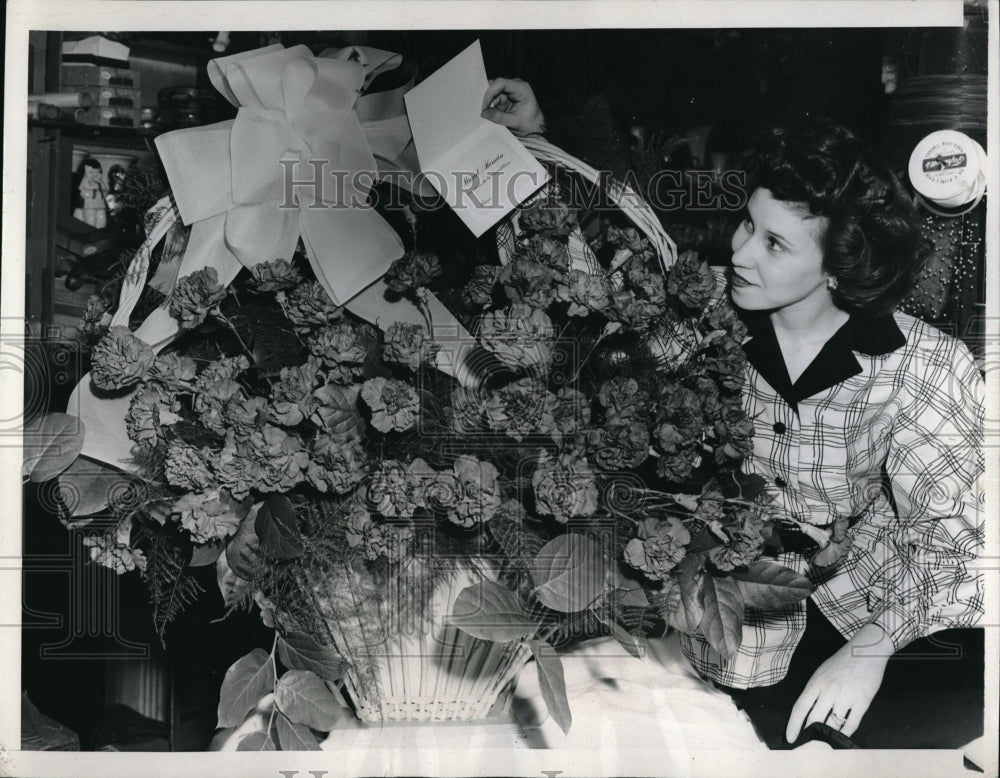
xmin=785 ymin=623 xmax=891 ymax=742
xmin=481 ymin=77 xmax=545 ymax=136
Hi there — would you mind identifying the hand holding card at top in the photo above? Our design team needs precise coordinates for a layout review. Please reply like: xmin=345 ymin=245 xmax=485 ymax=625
xmin=404 ymin=41 xmax=549 ymax=237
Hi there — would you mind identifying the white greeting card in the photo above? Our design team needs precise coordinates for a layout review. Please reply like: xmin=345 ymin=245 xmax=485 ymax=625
xmin=404 ymin=40 xmax=549 ymax=237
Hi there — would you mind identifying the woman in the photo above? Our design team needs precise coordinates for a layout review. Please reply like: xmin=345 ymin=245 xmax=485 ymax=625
xmin=483 ymin=78 xmax=985 ymax=748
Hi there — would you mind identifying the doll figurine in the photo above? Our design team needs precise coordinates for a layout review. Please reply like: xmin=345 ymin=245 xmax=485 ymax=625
xmin=73 ymin=157 xmax=107 ymax=229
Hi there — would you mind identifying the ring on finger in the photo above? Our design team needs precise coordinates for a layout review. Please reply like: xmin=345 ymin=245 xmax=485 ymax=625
xmin=827 ymin=712 xmax=847 ymax=730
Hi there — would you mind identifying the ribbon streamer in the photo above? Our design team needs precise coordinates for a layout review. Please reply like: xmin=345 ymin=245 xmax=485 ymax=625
xmin=68 ymin=44 xmax=474 ymax=477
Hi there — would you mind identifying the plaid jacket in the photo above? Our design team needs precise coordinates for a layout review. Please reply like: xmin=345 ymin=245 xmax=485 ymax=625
xmin=681 ymin=306 xmax=985 ymax=689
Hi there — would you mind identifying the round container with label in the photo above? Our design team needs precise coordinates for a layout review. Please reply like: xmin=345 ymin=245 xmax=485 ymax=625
xmin=908 ymin=130 xmax=987 ymax=216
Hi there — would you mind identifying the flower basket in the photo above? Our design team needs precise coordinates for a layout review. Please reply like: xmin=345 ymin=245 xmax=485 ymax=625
xmin=304 ymin=557 xmax=532 ymax=723
xmin=25 ymin=42 xmax=815 ymax=749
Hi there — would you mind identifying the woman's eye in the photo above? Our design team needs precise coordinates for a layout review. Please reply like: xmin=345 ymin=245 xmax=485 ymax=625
xmin=741 ymin=216 xmax=753 ymax=232
xmin=766 ymin=236 xmax=784 ymax=252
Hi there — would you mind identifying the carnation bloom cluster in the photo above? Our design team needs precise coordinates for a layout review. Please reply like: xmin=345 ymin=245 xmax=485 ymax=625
xmin=75 ymin=172 xmax=793 ymax=673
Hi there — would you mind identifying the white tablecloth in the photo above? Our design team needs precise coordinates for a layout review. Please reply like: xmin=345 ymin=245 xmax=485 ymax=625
xmin=315 ymin=632 xmax=772 ymax=773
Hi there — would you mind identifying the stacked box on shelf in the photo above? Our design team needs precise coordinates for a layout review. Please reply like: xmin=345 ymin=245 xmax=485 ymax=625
xmin=61 ymin=64 xmax=140 ymax=90
xmin=93 ymin=86 xmax=141 ymax=108
xmin=75 ymin=105 xmax=141 ymax=127
xmin=61 ymin=65 xmax=142 ymax=126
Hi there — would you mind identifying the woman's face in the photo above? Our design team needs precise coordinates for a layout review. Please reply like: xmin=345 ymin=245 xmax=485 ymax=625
xmin=729 ymin=188 xmax=832 ymax=313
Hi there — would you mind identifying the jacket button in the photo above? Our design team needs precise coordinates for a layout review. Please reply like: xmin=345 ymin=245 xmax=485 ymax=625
xmin=774 ymin=476 xmax=787 ymax=488
xmin=773 ymin=421 xmax=786 ymax=434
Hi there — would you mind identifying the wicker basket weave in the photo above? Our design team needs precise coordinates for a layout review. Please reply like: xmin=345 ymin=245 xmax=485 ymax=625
xmin=306 ymin=558 xmax=532 ymax=724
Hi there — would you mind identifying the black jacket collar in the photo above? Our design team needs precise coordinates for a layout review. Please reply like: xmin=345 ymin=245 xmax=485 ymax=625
xmin=740 ymin=308 xmax=906 ymax=410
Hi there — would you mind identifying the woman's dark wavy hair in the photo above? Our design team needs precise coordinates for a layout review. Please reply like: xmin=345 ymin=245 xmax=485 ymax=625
xmin=749 ymin=118 xmax=925 ymax=316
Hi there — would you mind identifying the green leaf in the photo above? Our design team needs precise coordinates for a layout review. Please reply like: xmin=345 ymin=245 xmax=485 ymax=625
xmin=22 ymin=413 xmax=85 ymax=482
xmin=217 ymin=648 xmax=276 ymax=728
xmin=531 ymin=535 xmax=607 ymax=613
xmin=227 ymin=509 xmax=262 ymax=580
xmin=57 ymin=456 xmax=134 ymax=517
xmin=277 ymin=631 xmax=348 ymax=682
xmin=274 ymin=669 xmax=344 ymax=731
xmin=699 ymin=575 xmax=744 ymax=659
xmin=718 ymin=471 xmax=768 ymax=501
xmin=189 ymin=540 xmax=224 ymax=567
xmin=488 ymin=509 xmax=547 ymax=583
xmin=667 ymin=556 xmax=705 ymax=633
xmin=685 ymin=528 xmax=724 ymax=554
xmin=446 ymin=580 xmax=540 ymax=642
xmin=530 ymin=640 xmax=572 ymax=735
xmin=600 ymin=615 xmax=646 ymax=659
xmin=236 ymin=730 xmax=276 ymax=751
xmin=730 ymin=561 xmax=814 ymax=609
xmin=255 ymin=496 xmax=302 ymax=560
xmin=608 ymin=566 xmax=649 ymax=607
xmin=275 ymin=712 xmax=321 ymax=751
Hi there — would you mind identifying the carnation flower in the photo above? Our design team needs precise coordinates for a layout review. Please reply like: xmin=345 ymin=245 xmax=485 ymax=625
xmin=164 ymin=441 xmax=214 ymax=492
xmin=484 ymin=378 xmax=557 ymax=442
xmin=80 ymin=294 xmax=112 ymax=341
xmin=606 ymin=290 xmax=663 ymax=331
xmin=689 ymin=375 xmax=724 ymax=422
xmin=587 ymin=415 xmax=650 ymax=470
xmin=384 ymin=250 xmax=442 ymax=293
xmin=169 ymin=266 xmax=227 ymax=329
xmin=518 ymin=201 xmax=577 ymax=237
xmin=307 ymin=435 xmax=367 ymax=494
xmin=523 ymin=234 xmax=570 ymax=271
xmin=711 ymin=406 xmax=755 ymax=464
xmin=308 ymin=322 xmax=369 ymax=383
xmin=597 ymin=376 xmax=649 ymax=421
xmin=478 ymin=303 xmax=555 ymax=370
xmin=249 ymin=258 xmax=303 ymax=292
xmin=150 ymin=353 xmax=198 ymax=386
xmin=657 ymin=381 xmax=705 ymax=433
xmin=310 ymin=383 xmax=365 ymax=444
xmin=653 ymin=420 xmax=701 ymax=482
xmin=221 ymin=395 xmax=267 ymax=440
xmin=605 ymin=225 xmax=647 ymax=254
xmin=429 ymin=455 xmax=502 ymax=528
xmin=705 ymin=299 xmax=748 ymax=341
xmin=450 ymin=386 xmax=487 ymax=434
xmin=708 ymin=511 xmax=767 ymax=571
xmin=498 ymin=258 xmax=557 ymax=309
xmin=666 ymin=250 xmax=716 ymax=311
xmin=270 ymin=357 xmax=323 ymax=426
xmin=624 ymin=516 xmax=691 ymax=580
xmin=626 ymin=261 xmax=668 ymax=306
xmin=556 ymin=269 xmax=612 ymax=317
xmin=461 ymin=265 xmax=499 ymax=310
xmin=199 ymin=355 xmax=250 ymax=383
xmin=346 ymin=508 xmax=413 ymax=562
xmin=276 ymin=280 xmax=342 ymax=330
xmin=193 ymin=363 xmax=245 ymax=435
xmin=532 ymin=450 xmax=599 ymax=523
xmin=83 ymin=520 xmax=146 ymax=574
xmin=91 ymin=326 xmax=155 ymax=390
xmin=172 ymin=487 xmax=250 ymax=544
xmin=126 ymin=385 xmax=180 ymax=448
xmin=212 ymin=443 xmax=259 ymax=501
xmin=382 ymin=322 xmax=439 ymax=371
xmin=368 ymin=458 xmax=432 ymax=519
xmin=361 ymin=377 xmax=420 ymax=433
xmin=551 ymin=387 xmax=591 ymax=447
xmin=703 ymin=336 xmax=746 ymax=393
xmin=243 ymin=425 xmax=310 ymax=494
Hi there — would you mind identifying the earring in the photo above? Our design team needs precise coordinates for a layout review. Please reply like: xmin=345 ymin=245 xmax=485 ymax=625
xmin=827 ymin=277 xmax=839 ymax=290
